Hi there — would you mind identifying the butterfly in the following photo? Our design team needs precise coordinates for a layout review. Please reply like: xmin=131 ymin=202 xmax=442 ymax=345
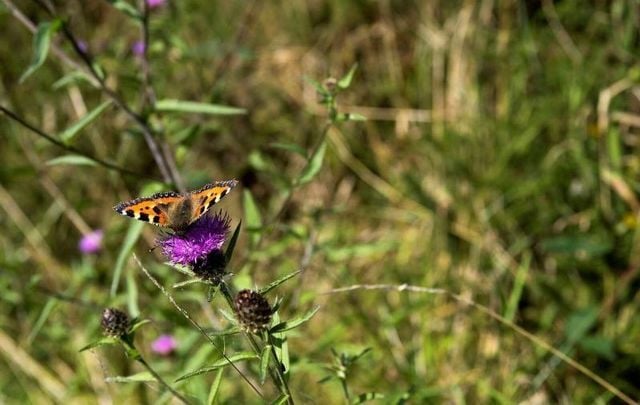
xmin=114 ymin=180 xmax=238 ymax=232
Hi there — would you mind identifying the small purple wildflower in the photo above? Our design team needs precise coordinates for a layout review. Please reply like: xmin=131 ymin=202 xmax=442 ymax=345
xmin=79 ymin=229 xmax=103 ymax=254
xmin=132 ymin=40 xmax=145 ymax=57
xmin=147 ymin=0 xmax=166 ymax=9
xmin=151 ymin=334 xmax=177 ymax=356
xmin=77 ymin=40 xmax=88 ymax=53
xmin=158 ymin=212 xmax=231 ymax=265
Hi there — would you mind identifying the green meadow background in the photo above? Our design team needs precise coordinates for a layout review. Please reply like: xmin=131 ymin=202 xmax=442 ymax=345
xmin=1 ymin=0 xmax=640 ymax=403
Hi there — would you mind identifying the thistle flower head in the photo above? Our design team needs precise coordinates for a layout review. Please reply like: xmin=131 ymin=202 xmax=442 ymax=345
xmin=158 ymin=212 xmax=231 ymax=266
xmin=101 ymin=308 xmax=129 ymax=337
xmin=234 ymin=290 xmax=272 ymax=334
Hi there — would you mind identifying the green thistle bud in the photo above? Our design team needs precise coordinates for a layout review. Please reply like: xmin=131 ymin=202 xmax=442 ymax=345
xmin=101 ymin=308 xmax=130 ymax=337
xmin=234 ymin=290 xmax=272 ymax=334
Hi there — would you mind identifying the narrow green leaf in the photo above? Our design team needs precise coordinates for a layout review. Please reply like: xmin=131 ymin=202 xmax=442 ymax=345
xmin=79 ymin=336 xmax=118 ymax=352
xmin=269 ymin=395 xmax=291 ymax=405
xmin=46 ymin=155 xmax=98 ymax=167
xmin=27 ymin=299 xmax=57 ymax=344
xmin=59 ymin=100 xmax=112 ymax=143
xmin=172 ymin=279 xmax=205 ymax=289
xmin=108 ymin=0 xmax=142 ymax=20
xmin=297 ymin=140 xmax=327 ymax=186
xmin=504 ymin=252 xmax=530 ymax=322
xmin=52 ymin=71 xmax=94 ymax=89
xmin=106 ymin=372 xmax=155 ymax=383
xmin=270 ymin=306 xmax=320 ymax=333
xmin=129 ymin=319 xmax=150 ymax=333
xmin=259 ymin=345 xmax=271 ymax=385
xmin=208 ymin=326 xmax=241 ymax=337
xmin=207 ymin=368 xmax=224 ymax=405
xmin=269 ymin=142 xmax=307 ymax=157
xmin=155 ymin=99 xmax=246 ymax=115
xmin=175 ymin=352 xmax=258 ymax=382
xmin=20 ymin=20 xmax=62 ymax=83
xmin=224 ymin=221 xmax=242 ymax=263
xmin=243 ymin=190 xmax=262 ymax=245
xmin=258 ymin=270 xmax=301 ymax=295
xmin=337 ymin=63 xmax=358 ymax=89
xmin=218 ymin=308 xmax=237 ymax=324
xmin=111 ymin=221 xmax=145 ymax=297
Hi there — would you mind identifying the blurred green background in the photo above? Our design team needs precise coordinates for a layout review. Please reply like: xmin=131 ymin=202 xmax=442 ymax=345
xmin=1 ymin=0 xmax=640 ymax=403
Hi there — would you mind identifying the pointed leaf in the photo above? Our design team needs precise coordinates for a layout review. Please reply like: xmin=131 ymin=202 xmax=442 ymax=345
xmin=207 ymin=368 xmax=224 ymax=405
xmin=269 ymin=142 xmax=307 ymax=157
xmin=108 ymin=0 xmax=142 ymax=20
xmin=218 ymin=308 xmax=237 ymax=324
xmin=337 ymin=64 xmax=358 ymax=89
xmin=155 ymin=99 xmax=246 ymax=115
xmin=225 ymin=221 xmax=242 ymax=263
xmin=243 ymin=190 xmax=262 ymax=246
xmin=129 ymin=319 xmax=150 ymax=333
xmin=208 ymin=326 xmax=241 ymax=337
xmin=175 ymin=352 xmax=258 ymax=382
xmin=20 ymin=20 xmax=62 ymax=83
xmin=59 ymin=100 xmax=112 ymax=143
xmin=111 ymin=221 xmax=145 ymax=296
xmin=259 ymin=345 xmax=271 ymax=385
xmin=79 ymin=336 xmax=118 ymax=352
xmin=52 ymin=70 xmax=94 ymax=89
xmin=270 ymin=306 xmax=320 ymax=333
xmin=258 ymin=270 xmax=301 ymax=295
xmin=270 ymin=394 xmax=291 ymax=405
xmin=46 ymin=154 xmax=98 ymax=167
xmin=297 ymin=140 xmax=326 ymax=186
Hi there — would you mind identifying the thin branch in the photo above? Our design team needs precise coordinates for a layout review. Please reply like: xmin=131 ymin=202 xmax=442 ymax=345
xmin=24 ymin=0 xmax=182 ymax=188
xmin=323 ymin=283 xmax=637 ymax=405
xmin=0 ymin=105 xmax=152 ymax=179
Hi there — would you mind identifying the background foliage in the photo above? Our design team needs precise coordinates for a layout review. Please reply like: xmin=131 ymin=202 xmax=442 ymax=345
xmin=1 ymin=0 xmax=640 ymax=403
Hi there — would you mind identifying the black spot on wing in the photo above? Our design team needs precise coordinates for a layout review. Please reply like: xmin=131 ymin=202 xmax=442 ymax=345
xmin=138 ymin=213 xmax=150 ymax=222
xmin=153 ymin=215 xmax=160 ymax=223
xmin=153 ymin=206 xmax=162 ymax=215
xmin=125 ymin=209 xmax=135 ymax=217
xmin=199 ymin=206 xmax=205 ymax=214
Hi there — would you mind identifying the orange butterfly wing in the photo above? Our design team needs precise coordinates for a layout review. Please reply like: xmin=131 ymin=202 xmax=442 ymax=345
xmin=114 ymin=191 xmax=182 ymax=227
xmin=190 ymin=180 xmax=238 ymax=220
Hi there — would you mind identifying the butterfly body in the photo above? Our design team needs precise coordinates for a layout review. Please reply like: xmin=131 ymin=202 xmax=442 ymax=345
xmin=114 ymin=180 xmax=238 ymax=232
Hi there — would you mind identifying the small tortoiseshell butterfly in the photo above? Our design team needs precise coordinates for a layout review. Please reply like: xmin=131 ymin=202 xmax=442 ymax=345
xmin=114 ymin=180 xmax=238 ymax=232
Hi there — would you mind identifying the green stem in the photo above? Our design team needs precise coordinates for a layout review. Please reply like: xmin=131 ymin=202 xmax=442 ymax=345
xmin=219 ymin=283 xmax=294 ymax=404
xmin=120 ymin=337 xmax=190 ymax=404
xmin=136 ymin=357 xmax=191 ymax=405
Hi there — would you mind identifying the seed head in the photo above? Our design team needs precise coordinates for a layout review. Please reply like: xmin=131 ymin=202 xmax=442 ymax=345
xmin=234 ymin=290 xmax=272 ymax=334
xmin=101 ymin=308 xmax=130 ymax=337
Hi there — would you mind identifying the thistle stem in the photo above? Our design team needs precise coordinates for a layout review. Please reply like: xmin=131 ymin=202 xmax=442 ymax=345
xmin=219 ymin=282 xmax=294 ymax=404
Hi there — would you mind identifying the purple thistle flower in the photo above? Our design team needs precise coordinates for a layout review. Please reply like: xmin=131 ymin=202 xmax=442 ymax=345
xmin=79 ymin=229 xmax=103 ymax=254
xmin=147 ymin=0 xmax=166 ymax=9
xmin=158 ymin=212 xmax=231 ymax=265
xmin=132 ymin=40 xmax=145 ymax=57
xmin=151 ymin=334 xmax=177 ymax=356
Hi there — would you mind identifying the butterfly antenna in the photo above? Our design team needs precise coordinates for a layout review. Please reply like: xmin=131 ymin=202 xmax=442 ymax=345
xmin=133 ymin=255 xmax=264 ymax=398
